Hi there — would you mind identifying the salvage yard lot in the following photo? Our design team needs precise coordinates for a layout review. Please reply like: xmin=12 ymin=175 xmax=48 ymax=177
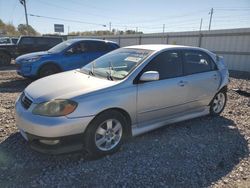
xmin=0 ymin=69 xmax=249 ymax=187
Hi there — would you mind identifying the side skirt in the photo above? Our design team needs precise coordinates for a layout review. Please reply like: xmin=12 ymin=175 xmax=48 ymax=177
xmin=132 ymin=107 xmax=210 ymax=136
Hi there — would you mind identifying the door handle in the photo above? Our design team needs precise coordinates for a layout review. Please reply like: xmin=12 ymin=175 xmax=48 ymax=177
xmin=178 ymin=80 xmax=188 ymax=87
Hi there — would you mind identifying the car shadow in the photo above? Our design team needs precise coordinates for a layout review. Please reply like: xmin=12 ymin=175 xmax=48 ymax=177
xmin=0 ymin=116 xmax=248 ymax=187
xmin=0 ymin=78 xmax=32 ymax=93
xmin=229 ymin=70 xmax=250 ymax=80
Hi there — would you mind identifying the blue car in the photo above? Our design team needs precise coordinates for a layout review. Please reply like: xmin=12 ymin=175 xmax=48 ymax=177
xmin=15 ymin=39 xmax=119 ymax=78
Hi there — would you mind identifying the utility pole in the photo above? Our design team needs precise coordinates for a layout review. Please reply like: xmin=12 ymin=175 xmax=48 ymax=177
xmin=163 ymin=24 xmax=165 ymax=34
xmin=136 ymin=27 xmax=138 ymax=33
xmin=199 ymin=18 xmax=203 ymax=31
xmin=208 ymin=8 xmax=214 ymax=31
xmin=109 ymin=22 xmax=111 ymax=32
xmin=19 ymin=0 xmax=29 ymax=26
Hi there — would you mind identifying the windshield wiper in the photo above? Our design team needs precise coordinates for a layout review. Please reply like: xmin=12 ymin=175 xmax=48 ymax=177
xmin=88 ymin=61 xmax=95 ymax=76
xmin=106 ymin=61 xmax=114 ymax=80
xmin=88 ymin=70 xmax=95 ymax=76
xmin=106 ymin=71 xmax=113 ymax=80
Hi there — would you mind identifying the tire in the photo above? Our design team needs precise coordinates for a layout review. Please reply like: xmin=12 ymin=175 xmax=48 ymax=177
xmin=84 ymin=110 xmax=128 ymax=158
xmin=210 ymin=89 xmax=227 ymax=116
xmin=0 ymin=51 xmax=11 ymax=66
xmin=38 ymin=64 xmax=61 ymax=78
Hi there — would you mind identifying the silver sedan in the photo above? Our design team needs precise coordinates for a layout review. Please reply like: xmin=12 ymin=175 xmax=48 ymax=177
xmin=15 ymin=45 xmax=229 ymax=156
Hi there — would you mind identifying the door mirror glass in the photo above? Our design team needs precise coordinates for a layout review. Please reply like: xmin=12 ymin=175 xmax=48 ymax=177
xmin=140 ymin=71 xmax=159 ymax=82
xmin=64 ymin=50 xmax=73 ymax=56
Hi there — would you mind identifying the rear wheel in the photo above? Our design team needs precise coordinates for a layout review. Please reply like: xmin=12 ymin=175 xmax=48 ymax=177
xmin=38 ymin=64 xmax=60 ymax=78
xmin=210 ymin=90 xmax=227 ymax=115
xmin=84 ymin=110 xmax=128 ymax=158
xmin=0 ymin=52 xmax=11 ymax=66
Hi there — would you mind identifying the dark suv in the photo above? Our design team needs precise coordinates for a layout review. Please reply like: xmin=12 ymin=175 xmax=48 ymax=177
xmin=0 ymin=36 xmax=63 ymax=66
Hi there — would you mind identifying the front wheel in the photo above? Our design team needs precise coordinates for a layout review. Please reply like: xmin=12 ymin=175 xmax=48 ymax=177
xmin=38 ymin=64 xmax=61 ymax=78
xmin=84 ymin=110 xmax=128 ymax=158
xmin=210 ymin=90 xmax=227 ymax=115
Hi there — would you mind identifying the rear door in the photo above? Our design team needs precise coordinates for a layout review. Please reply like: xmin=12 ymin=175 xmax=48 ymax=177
xmin=181 ymin=49 xmax=220 ymax=109
xmin=136 ymin=50 xmax=189 ymax=124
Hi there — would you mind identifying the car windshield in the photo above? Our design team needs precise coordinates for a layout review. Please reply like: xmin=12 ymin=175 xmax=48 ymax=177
xmin=81 ymin=48 xmax=153 ymax=80
xmin=48 ymin=40 xmax=75 ymax=53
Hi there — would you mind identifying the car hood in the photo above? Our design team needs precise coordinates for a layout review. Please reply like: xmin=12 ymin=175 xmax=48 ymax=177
xmin=24 ymin=70 xmax=118 ymax=103
xmin=16 ymin=51 xmax=54 ymax=62
xmin=0 ymin=43 xmax=15 ymax=47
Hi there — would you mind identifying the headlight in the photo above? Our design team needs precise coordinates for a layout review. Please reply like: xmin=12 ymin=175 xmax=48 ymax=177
xmin=32 ymin=99 xmax=77 ymax=117
xmin=24 ymin=56 xmax=41 ymax=63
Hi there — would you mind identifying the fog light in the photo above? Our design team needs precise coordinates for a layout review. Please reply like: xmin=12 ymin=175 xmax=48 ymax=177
xmin=39 ymin=139 xmax=60 ymax=145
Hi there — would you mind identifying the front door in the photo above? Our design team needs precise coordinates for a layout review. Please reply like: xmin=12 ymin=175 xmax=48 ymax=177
xmin=136 ymin=50 xmax=188 ymax=124
xmin=62 ymin=42 xmax=90 ymax=70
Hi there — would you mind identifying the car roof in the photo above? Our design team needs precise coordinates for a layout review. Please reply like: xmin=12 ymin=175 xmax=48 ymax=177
xmin=20 ymin=35 xmax=61 ymax=38
xmin=67 ymin=38 xmax=118 ymax=44
xmin=124 ymin=44 xmax=204 ymax=52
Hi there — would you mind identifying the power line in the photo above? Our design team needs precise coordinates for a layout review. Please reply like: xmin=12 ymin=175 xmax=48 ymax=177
xmin=36 ymin=0 xmax=119 ymax=21
xmin=29 ymin=14 xmax=107 ymax=27
xmin=10 ymin=0 xmax=18 ymax=23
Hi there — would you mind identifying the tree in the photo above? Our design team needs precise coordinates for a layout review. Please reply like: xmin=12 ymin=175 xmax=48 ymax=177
xmin=68 ymin=29 xmax=143 ymax=36
xmin=0 ymin=19 xmax=19 ymax=36
xmin=17 ymin=24 xmax=39 ymax=35
xmin=0 ymin=19 xmax=39 ymax=36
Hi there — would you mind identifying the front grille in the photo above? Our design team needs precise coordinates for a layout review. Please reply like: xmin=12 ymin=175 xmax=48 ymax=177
xmin=21 ymin=93 xmax=33 ymax=109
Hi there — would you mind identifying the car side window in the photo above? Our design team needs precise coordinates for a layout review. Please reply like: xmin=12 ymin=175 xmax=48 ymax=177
xmin=66 ymin=42 xmax=86 ymax=55
xmin=36 ymin=38 xmax=48 ymax=45
xmin=20 ymin=38 xmax=35 ymax=45
xmin=183 ymin=50 xmax=216 ymax=75
xmin=143 ymin=51 xmax=183 ymax=80
xmin=49 ymin=38 xmax=62 ymax=46
xmin=83 ymin=41 xmax=109 ymax=52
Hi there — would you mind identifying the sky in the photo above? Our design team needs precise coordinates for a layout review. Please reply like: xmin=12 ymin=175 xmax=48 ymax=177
xmin=0 ymin=0 xmax=250 ymax=34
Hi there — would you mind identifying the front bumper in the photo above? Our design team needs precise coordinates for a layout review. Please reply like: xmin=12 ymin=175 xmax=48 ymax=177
xmin=22 ymin=132 xmax=85 ymax=154
xmin=15 ymin=97 xmax=94 ymax=154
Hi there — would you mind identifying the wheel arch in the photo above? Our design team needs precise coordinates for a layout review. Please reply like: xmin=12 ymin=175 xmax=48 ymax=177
xmin=209 ymin=85 xmax=227 ymax=106
xmin=87 ymin=107 xmax=132 ymax=137
xmin=37 ymin=61 xmax=63 ymax=75
xmin=0 ymin=49 xmax=12 ymax=57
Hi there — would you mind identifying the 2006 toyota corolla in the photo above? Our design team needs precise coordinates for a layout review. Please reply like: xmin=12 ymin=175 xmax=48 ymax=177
xmin=15 ymin=44 xmax=229 ymax=156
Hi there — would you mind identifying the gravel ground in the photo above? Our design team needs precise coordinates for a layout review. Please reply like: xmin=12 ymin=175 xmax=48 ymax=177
xmin=0 ymin=69 xmax=249 ymax=188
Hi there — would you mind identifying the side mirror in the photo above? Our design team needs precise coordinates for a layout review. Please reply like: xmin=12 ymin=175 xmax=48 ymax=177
xmin=65 ymin=50 xmax=73 ymax=56
xmin=140 ymin=71 xmax=159 ymax=82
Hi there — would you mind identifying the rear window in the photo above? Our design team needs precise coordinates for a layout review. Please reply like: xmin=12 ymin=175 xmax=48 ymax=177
xmin=183 ymin=50 xmax=216 ymax=75
xmin=84 ymin=41 xmax=110 ymax=52
xmin=108 ymin=43 xmax=119 ymax=51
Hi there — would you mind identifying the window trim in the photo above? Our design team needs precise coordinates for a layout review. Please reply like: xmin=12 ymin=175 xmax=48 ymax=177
xmin=181 ymin=49 xmax=218 ymax=76
xmin=133 ymin=49 xmax=184 ymax=84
